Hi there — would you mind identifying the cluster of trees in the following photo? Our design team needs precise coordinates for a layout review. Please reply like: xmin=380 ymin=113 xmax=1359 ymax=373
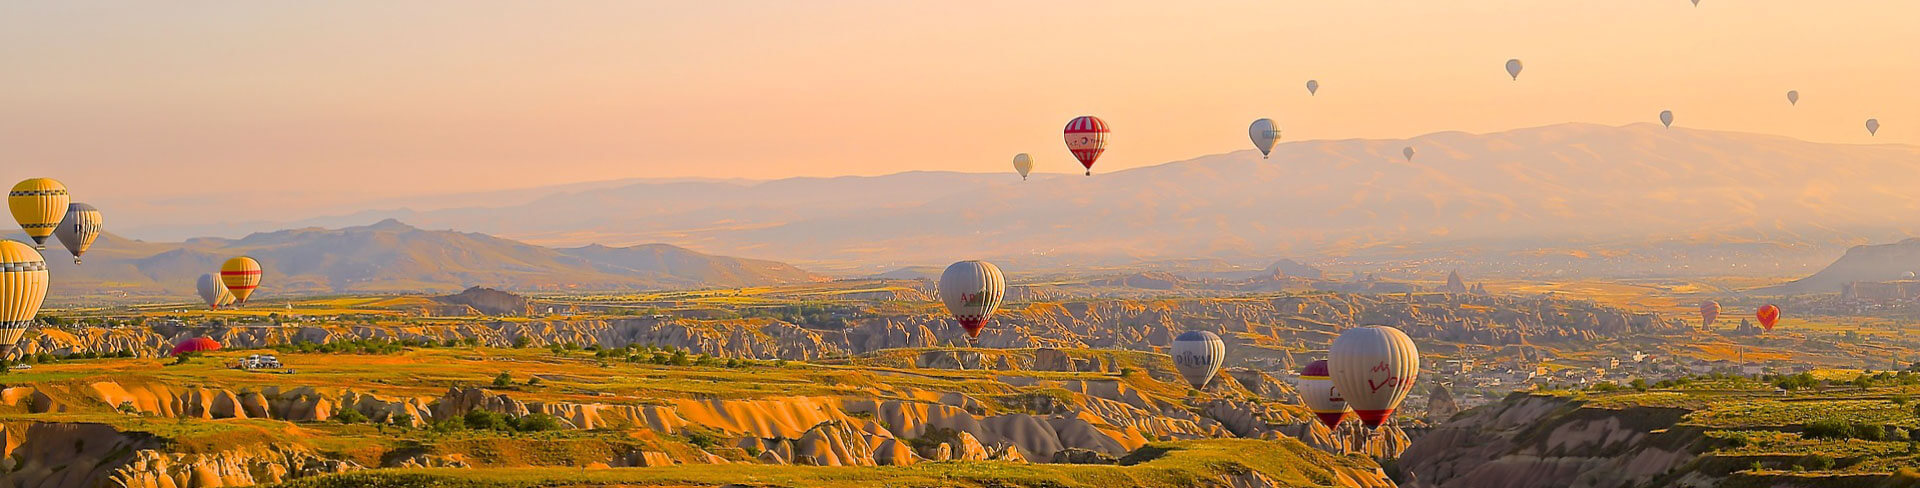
xmin=0 ymin=349 xmax=139 ymax=372
xmin=275 ymin=338 xmax=410 ymax=355
xmin=1802 ymin=419 xmax=1912 ymax=442
xmin=329 ymin=407 xmax=563 ymax=434
xmin=739 ymin=304 xmax=853 ymax=329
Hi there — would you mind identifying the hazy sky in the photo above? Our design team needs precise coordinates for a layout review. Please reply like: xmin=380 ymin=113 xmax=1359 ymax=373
xmin=4 ymin=1 xmax=1918 ymax=224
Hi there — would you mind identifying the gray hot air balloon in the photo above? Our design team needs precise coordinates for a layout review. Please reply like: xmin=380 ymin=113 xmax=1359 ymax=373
xmin=1306 ymin=80 xmax=1319 ymax=96
xmin=1660 ymin=110 xmax=1674 ymax=128
xmin=1867 ymin=118 xmax=1880 ymax=136
xmin=1505 ymin=59 xmax=1523 ymax=81
xmin=1171 ymin=330 xmax=1225 ymax=389
xmin=1329 ymin=325 xmax=1419 ymax=429
xmin=1249 ymin=118 xmax=1280 ymax=159
xmin=1691 ymin=0 xmax=1700 ymax=6
xmin=53 ymin=203 xmax=102 ymax=265
xmin=1402 ymin=146 xmax=1415 ymax=161
xmin=939 ymin=260 xmax=1005 ymax=340
xmin=197 ymin=273 xmax=234 ymax=310
xmin=1786 ymin=90 xmax=1799 ymax=106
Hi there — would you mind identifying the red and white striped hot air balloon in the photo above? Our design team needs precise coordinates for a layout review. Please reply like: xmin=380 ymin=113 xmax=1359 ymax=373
xmin=1699 ymin=300 xmax=1720 ymax=328
xmin=1297 ymin=359 xmax=1351 ymax=429
xmin=1063 ymin=116 xmax=1108 ymax=176
xmin=1329 ymin=326 xmax=1419 ymax=429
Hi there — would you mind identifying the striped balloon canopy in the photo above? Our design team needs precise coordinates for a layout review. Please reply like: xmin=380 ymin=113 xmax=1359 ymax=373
xmin=55 ymin=203 xmax=102 ymax=265
xmin=938 ymin=260 xmax=1005 ymax=339
xmin=0 ymin=241 xmax=49 ymax=357
xmin=8 ymin=178 xmax=69 ymax=250
xmin=220 ymin=256 xmax=263 ymax=305
xmin=1063 ymin=116 xmax=1109 ymax=176
xmin=1171 ymin=330 xmax=1225 ymax=389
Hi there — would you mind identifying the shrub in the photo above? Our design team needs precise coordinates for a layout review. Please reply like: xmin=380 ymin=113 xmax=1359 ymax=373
xmin=493 ymin=372 xmax=514 ymax=388
xmin=431 ymin=416 xmax=465 ymax=433
xmin=514 ymin=413 xmax=563 ymax=432
xmin=390 ymin=412 xmax=414 ymax=428
xmin=1800 ymin=454 xmax=1835 ymax=471
xmin=512 ymin=336 xmax=531 ymax=348
xmin=333 ymin=408 xmax=369 ymax=424
xmin=684 ymin=428 xmax=721 ymax=449
xmin=464 ymin=409 xmax=510 ymax=431
xmin=1803 ymin=419 xmax=1853 ymax=440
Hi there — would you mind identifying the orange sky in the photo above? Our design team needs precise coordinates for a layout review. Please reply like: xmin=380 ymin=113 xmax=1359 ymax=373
xmin=3 ymin=1 xmax=1917 ymax=219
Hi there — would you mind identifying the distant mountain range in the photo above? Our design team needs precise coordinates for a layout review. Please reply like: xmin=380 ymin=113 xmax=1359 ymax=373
xmin=54 ymin=123 xmax=1920 ymax=278
xmin=31 ymin=219 xmax=823 ymax=301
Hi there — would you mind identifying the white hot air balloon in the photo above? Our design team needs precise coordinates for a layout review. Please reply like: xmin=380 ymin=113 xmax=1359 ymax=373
xmin=1867 ymin=118 xmax=1881 ymax=136
xmin=939 ymin=260 xmax=1005 ymax=340
xmin=1013 ymin=153 xmax=1034 ymax=180
xmin=1306 ymin=80 xmax=1319 ymax=96
xmin=1786 ymin=90 xmax=1799 ymax=106
xmin=1297 ymin=359 xmax=1351 ymax=429
xmin=1329 ymin=326 xmax=1419 ymax=429
xmin=1171 ymin=330 xmax=1225 ymax=389
xmin=1660 ymin=110 xmax=1674 ymax=128
xmin=1505 ymin=59 xmax=1523 ymax=81
xmin=197 ymin=273 xmax=232 ymax=310
xmin=1401 ymin=146 xmax=1415 ymax=161
xmin=1248 ymin=119 xmax=1280 ymax=159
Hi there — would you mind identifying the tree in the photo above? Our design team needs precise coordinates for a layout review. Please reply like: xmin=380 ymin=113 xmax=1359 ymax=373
xmin=526 ymin=376 xmax=543 ymax=387
xmin=670 ymin=350 xmax=691 ymax=367
xmin=390 ymin=412 xmax=414 ymax=428
xmin=493 ymin=372 xmax=514 ymax=388
xmin=514 ymin=413 xmax=562 ymax=432
xmin=332 ymin=408 xmax=369 ymax=424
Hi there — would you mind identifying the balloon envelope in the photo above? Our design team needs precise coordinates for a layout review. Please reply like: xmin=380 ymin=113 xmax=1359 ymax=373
xmin=0 ymin=241 xmax=49 ymax=357
xmin=8 ymin=178 xmax=69 ymax=250
xmin=197 ymin=273 xmax=233 ymax=310
xmin=1660 ymin=110 xmax=1674 ymax=128
xmin=1402 ymin=146 xmax=1415 ymax=161
xmin=1306 ymin=80 xmax=1319 ymax=95
xmin=54 ymin=203 xmax=102 ymax=265
xmin=1297 ymin=359 xmax=1351 ymax=429
xmin=1248 ymin=119 xmax=1280 ymax=158
xmin=220 ymin=256 xmax=263 ymax=304
xmin=1064 ymin=116 xmax=1109 ymax=175
xmin=1171 ymin=330 xmax=1225 ymax=388
xmin=939 ymin=260 xmax=1005 ymax=338
xmin=1012 ymin=153 xmax=1034 ymax=180
xmin=1329 ymin=326 xmax=1419 ymax=429
xmin=1699 ymin=300 xmax=1720 ymax=327
xmin=1867 ymin=118 xmax=1880 ymax=136
xmin=170 ymin=337 xmax=222 ymax=357
xmin=1786 ymin=90 xmax=1799 ymax=106
xmin=1756 ymin=304 xmax=1780 ymax=332
xmin=1505 ymin=59 xmax=1523 ymax=80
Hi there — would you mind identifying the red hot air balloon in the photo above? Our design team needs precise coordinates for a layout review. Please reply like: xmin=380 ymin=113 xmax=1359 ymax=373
xmin=1063 ymin=116 xmax=1108 ymax=176
xmin=1756 ymin=304 xmax=1780 ymax=332
xmin=1699 ymin=301 xmax=1720 ymax=328
xmin=170 ymin=337 xmax=222 ymax=356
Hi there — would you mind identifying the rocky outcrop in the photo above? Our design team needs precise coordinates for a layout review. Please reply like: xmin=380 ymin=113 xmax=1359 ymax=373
xmin=432 ymin=286 xmax=531 ymax=316
xmin=1425 ymin=383 xmax=1459 ymax=424
xmin=1397 ymin=394 xmax=1700 ymax=488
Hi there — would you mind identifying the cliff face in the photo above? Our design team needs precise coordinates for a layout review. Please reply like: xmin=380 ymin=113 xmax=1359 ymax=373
xmin=1396 ymin=394 xmax=1699 ymax=488
xmin=25 ymin=293 xmax=1683 ymax=362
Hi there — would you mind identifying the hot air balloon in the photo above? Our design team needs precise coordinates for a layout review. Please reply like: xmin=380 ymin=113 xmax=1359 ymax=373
xmin=1306 ymin=80 xmax=1319 ymax=96
xmin=1297 ymin=359 xmax=1351 ymax=429
xmin=1329 ymin=326 xmax=1419 ymax=429
xmin=1249 ymin=119 xmax=1280 ymax=159
xmin=220 ymin=256 xmax=263 ymax=305
xmin=1904 ymin=271 xmax=1917 ymax=280
xmin=1402 ymin=146 xmax=1416 ymax=161
xmin=939 ymin=260 xmax=1005 ymax=339
xmin=1064 ymin=116 xmax=1109 ymax=176
xmin=1171 ymin=330 xmax=1225 ymax=389
xmin=1505 ymin=59 xmax=1523 ymax=80
xmin=1691 ymin=0 xmax=1700 ymax=6
xmin=8 ymin=179 xmax=69 ymax=251
xmin=1013 ymin=153 xmax=1034 ymax=180
xmin=1660 ymin=110 xmax=1674 ymax=128
xmin=1756 ymin=304 xmax=1780 ymax=332
xmin=0 ymin=241 xmax=48 ymax=358
xmin=197 ymin=273 xmax=234 ymax=310
xmin=54 ymin=203 xmax=101 ymax=265
xmin=1786 ymin=90 xmax=1799 ymax=106
xmin=1867 ymin=118 xmax=1880 ymax=136
xmin=170 ymin=337 xmax=222 ymax=357
xmin=1699 ymin=301 xmax=1720 ymax=327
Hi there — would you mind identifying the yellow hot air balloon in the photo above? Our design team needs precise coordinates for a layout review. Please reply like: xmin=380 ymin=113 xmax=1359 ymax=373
xmin=0 ymin=241 xmax=49 ymax=357
xmin=9 ymin=179 xmax=70 ymax=250
xmin=220 ymin=256 xmax=263 ymax=305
